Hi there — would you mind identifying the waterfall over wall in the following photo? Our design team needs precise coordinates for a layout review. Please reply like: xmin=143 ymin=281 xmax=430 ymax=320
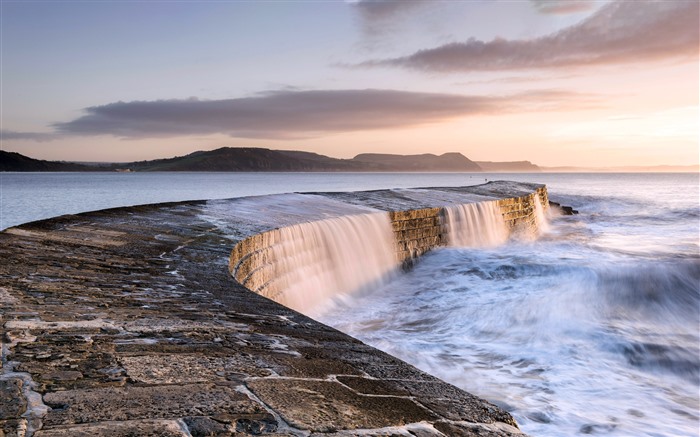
xmin=533 ymin=193 xmax=549 ymax=233
xmin=230 ymin=185 xmax=549 ymax=314
xmin=267 ymin=213 xmax=398 ymax=313
xmin=445 ymin=200 xmax=509 ymax=247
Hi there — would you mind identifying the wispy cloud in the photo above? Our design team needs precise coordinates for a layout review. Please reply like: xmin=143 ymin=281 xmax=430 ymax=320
xmin=348 ymin=0 xmax=430 ymax=20
xmin=40 ymin=88 xmax=595 ymax=140
xmin=0 ymin=129 xmax=58 ymax=142
xmin=347 ymin=0 xmax=432 ymax=37
xmin=356 ymin=0 xmax=699 ymax=72
xmin=530 ymin=0 xmax=598 ymax=15
xmin=454 ymin=74 xmax=581 ymax=86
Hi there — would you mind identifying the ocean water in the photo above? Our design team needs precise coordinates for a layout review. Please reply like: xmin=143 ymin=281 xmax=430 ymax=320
xmin=316 ymin=173 xmax=700 ymax=436
xmin=2 ymin=172 xmax=518 ymax=230
xmin=3 ymin=172 xmax=699 ymax=436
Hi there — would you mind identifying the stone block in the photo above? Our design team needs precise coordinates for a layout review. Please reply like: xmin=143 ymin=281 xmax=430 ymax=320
xmin=247 ymin=379 xmax=434 ymax=432
xmin=42 ymin=383 xmax=266 ymax=426
xmin=0 ymin=419 xmax=27 ymax=437
xmin=0 ymin=379 xmax=26 ymax=420
xmin=34 ymin=419 xmax=189 ymax=437
xmin=392 ymin=380 xmax=517 ymax=427
xmin=208 ymin=412 xmax=278 ymax=435
xmin=336 ymin=376 xmax=410 ymax=396
xmin=183 ymin=416 xmax=232 ymax=436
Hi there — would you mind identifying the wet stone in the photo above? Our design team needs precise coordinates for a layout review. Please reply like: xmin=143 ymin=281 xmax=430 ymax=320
xmin=33 ymin=419 xmax=189 ymax=437
xmin=233 ymin=414 xmax=278 ymax=435
xmin=0 ymin=380 xmax=26 ymax=419
xmin=434 ymin=421 xmax=524 ymax=437
xmin=42 ymin=384 xmax=265 ymax=426
xmin=0 ymin=419 xmax=28 ymax=437
xmin=335 ymin=376 xmax=410 ymax=396
xmin=119 ymin=355 xmax=246 ymax=384
xmin=392 ymin=380 xmax=517 ymax=427
xmin=266 ymin=355 xmax=363 ymax=379
xmin=40 ymin=371 xmax=83 ymax=382
xmin=247 ymin=379 xmax=434 ymax=432
xmin=183 ymin=416 xmax=232 ymax=436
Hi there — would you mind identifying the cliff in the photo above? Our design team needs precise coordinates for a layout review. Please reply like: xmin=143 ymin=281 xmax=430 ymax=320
xmin=353 ymin=152 xmax=482 ymax=172
xmin=475 ymin=161 xmax=541 ymax=172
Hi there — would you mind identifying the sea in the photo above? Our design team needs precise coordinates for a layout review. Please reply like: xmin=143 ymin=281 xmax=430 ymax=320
xmin=2 ymin=172 xmax=699 ymax=436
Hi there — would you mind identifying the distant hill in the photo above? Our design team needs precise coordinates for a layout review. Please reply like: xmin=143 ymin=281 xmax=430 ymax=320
xmin=1 ymin=148 xmax=486 ymax=172
xmin=124 ymin=148 xmax=369 ymax=172
xmin=134 ymin=148 xmax=484 ymax=172
xmin=353 ymin=152 xmax=481 ymax=172
xmin=0 ymin=150 xmax=96 ymax=172
xmin=475 ymin=161 xmax=541 ymax=172
xmin=6 ymin=148 xmax=694 ymax=173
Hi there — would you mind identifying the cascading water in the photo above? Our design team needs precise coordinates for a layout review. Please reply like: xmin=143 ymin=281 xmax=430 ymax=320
xmin=533 ymin=193 xmax=550 ymax=233
xmin=445 ymin=200 xmax=509 ymax=247
xmin=268 ymin=212 xmax=398 ymax=314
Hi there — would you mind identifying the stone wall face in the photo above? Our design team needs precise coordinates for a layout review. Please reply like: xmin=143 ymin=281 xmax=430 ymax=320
xmin=230 ymin=186 xmax=548 ymax=301
xmin=498 ymin=186 xmax=548 ymax=235
xmin=389 ymin=207 xmax=445 ymax=264
xmin=229 ymin=228 xmax=282 ymax=301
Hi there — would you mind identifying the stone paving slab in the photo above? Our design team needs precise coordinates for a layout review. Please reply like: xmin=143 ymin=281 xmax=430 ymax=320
xmin=246 ymin=379 xmax=435 ymax=432
xmin=42 ymin=384 xmax=264 ymax=426
xmin=32 ymin=420 xmax=189 ymax=437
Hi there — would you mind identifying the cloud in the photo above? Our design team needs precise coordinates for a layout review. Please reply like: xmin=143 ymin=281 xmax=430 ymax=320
xmin=47 ymin=88 xmax=593 ymax=140
xmin=357 ymin=0 xmax=699 ymax=72
xmin=348 ymin=0 xmax=430 ymax=20
xmin=530 ymin=0 xmax=597 ymax=15
xmin=454 ymin=74 xmax=580 ymax=86
xmin=347 ymin=0 xmax=432 ymax=37
xmin=0 ymin=129 xmax=58 ymax=142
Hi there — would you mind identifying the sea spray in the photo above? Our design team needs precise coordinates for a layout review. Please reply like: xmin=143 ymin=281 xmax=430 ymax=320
xmin=268 ymin=212 xmax=398 ymax=313
xmin=445 ymin=200 xmax=509 ymax=247
xmin=318 ymin=181 xmax=700 ymax=436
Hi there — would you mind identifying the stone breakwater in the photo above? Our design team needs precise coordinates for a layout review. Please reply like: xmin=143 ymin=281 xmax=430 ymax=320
xmin=230 ymin=182 xmax=548 ymax=302
xmin=0 ymin=181 xmax=544 ymax=437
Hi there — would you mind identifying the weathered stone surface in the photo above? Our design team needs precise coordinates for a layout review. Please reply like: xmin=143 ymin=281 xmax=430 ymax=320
xmin=335 ymin=376 xmax=410 ymax=396
xmin=120 ymin=355 xmax=240 ymax=384
xmin=0 ymin=379 xmax=26 ymax=419
xmin=206 ymin=412 xmax=279 ymax=435
xmin=33 ymin=419 xmax=188 ymax=437
xmin=183 ymin=416 xmax=233 ymax=436
xmin=247 ymin=379 xmax=435 ymax=432
xmin=0 ymin=419 xmax=27 ymax=437
xmin=434 ymin=421 xmax=524 ymax=436
xmin=393 ymin=380 xmax=517 ymax=427
xmin=43 ymin=384 xmax=264 ymax=426
xmin=266 ymin=355 xmax=363 ymax=379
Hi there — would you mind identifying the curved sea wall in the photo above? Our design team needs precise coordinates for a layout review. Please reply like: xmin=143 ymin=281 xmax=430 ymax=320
xmin=0 ymin=181 xmax=545 ymax=437
xmin=230 ymin=186 xmax=548 ymax=310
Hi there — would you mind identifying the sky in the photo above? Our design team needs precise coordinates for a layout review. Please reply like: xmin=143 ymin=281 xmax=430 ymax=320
xmin=1 ymin=0 xmax=698 ymax=167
